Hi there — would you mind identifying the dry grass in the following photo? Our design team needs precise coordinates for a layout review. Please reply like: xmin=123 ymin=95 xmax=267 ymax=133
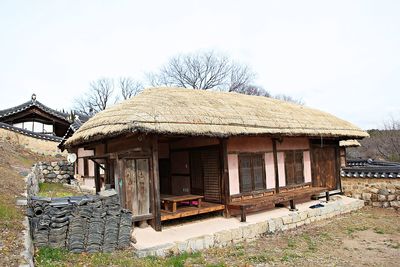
xmin=66 ymin=87 xmax=368 ymax=146
xmin=0 ymin=135 xmax=58 ymax=266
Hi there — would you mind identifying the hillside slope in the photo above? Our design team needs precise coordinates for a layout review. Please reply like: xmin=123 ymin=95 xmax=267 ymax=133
xmin=0 ymin=130 xmax=59 ymax=266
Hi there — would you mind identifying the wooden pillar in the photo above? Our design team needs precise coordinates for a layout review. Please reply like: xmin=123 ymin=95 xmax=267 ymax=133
xmin=94 ymin=162 xmax=101 ymax=193
xmin=272 ymin=138 xmax=280 ymax=193
xmin=220 ymin=138 xmax=230 ymax=217
xmin=150 ymin=135 xmax=162 ymax=231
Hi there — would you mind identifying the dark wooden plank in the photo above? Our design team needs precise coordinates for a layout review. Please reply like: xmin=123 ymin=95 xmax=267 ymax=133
xmin=136 ymin=158 xmax=150 ymax=215
xmin=151 ymin=136 xmax=162 ymax=231
xmin=124 ymin=159 xmax=136 ymax=214
xmin=272 ymin=138 xmax=280 ymax=193
xmin=220 ymin=138 xmax=230 ymax=216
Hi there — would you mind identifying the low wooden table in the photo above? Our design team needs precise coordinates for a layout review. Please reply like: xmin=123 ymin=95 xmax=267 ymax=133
xmin=160 ymin=194 xmax=204 ymax=213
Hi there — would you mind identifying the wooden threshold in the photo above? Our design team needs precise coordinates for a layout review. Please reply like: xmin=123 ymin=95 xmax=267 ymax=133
xmin=161 ymin=201 xmax=225 ymax=221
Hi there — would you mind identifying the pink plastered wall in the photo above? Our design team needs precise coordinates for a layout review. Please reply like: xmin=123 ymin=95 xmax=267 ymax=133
xmin=228 ymin=154 xmax=240 ymax=195
xmin=77 ymin=148 xmax=95 ymax=177
xmin=277 ymin=152 xmax=286 ymax=187
xmin=265 ymin=152 xmax=275 ymax=189
xmin=303 ymin=151 xmax=312 ymax=183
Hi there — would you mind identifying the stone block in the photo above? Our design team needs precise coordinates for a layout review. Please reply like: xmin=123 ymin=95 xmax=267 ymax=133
xmin=242 ymin=225 xmax=258 ymax=240
xmin=254 ymin=221 xmax=268 ymax=235
xmin=299 ymin=211 xmax=308 ymax=221
xmin=281 ymin=215 xmax=292 ymax=225
xmin=267 ymin=219 xmax=276 ymax=233
xmin=214 ymin=230 xmax=232 ymax=246
xmin=369 ymin=188 xmax=379 ymax=194
xmin=203 ymin=235 xmax=214 ymax=248
xmin=372 ymin=202 xmax=383 ymax=207
xmin=273 ymin=217 xmax=283 ymax=232
xmin=378 ymin=195 xmax=387 ymax=201
xmin=388 ymin=195 xmax=396 ymax=201
xmin=390 ymin=201 xmax=400 ymax=208
xmin=378 ymin=189 xmax=390 ymax=196
xmin=50 ymin=162 xmax=58 ymax=167
xmin=290 ymin=213 xmax=301 ymax=223
xmin=175 ymin=240 xmax=189 ymax=253
xmin=382 ymin=202 xmax=390 ymax=208
xmin=232 ymin=226 xmax=243 ymax=241
xmin=362 ymin=193 xmax=372 ymax=201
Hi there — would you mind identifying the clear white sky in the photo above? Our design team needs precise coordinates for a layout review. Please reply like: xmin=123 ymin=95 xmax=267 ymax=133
xmin=0 ymin=0 xmax=399 ymax=129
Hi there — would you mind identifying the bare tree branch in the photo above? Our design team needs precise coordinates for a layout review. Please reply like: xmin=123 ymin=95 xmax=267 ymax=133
xmin=73 ymin=78 xmax=115 ymax=115
xmin=119 ymin=77 xmax=143 ymax=100
xmin=147 ymin=50 xmax=255 ymax=91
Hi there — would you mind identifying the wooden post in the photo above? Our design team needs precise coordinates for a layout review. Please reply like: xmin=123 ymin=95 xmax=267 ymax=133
xmin=151 ymin=135 xmax=162 ymax=231
xmin=272 ymin=138 xmax=280 ymax=193
xmin=94 ymin=162 xmax=101 ymax=193
xmin=220 ymin=138 xmax=230 ymax=217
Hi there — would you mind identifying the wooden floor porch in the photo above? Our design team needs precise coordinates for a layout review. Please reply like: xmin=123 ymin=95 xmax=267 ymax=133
xmin=161 ymin=201 xmax=225 ymax=221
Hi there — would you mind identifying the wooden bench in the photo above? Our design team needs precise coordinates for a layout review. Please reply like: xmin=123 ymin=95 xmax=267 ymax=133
xmin=160 ymin=194 xmax=204 ymax=213
xmin=227 ymin=187 xmax=329 ymax=222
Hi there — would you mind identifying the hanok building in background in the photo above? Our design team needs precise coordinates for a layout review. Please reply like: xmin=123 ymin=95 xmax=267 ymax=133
xmin=64 ymin=87 xmax=369 ymax=231
xmin=0 ymin=94 xmax=73 ymax=141
xmin=0 ymin=93 xmax=93 ymax=185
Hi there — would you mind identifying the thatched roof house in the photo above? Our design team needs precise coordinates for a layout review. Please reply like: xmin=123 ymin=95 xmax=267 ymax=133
xmin=65 ymin=87 xmax=368 ymax=231
xmin=65 ymin=87 xmax=368 ymax=147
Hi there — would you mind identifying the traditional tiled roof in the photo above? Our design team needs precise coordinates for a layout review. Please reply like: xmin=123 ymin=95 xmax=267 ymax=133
xmin=0 ymin=122 xmax=63 ymax=142
xmin=341 ymin=159 xmax=400 ymax=179
xmin=0 ymin=94 xmax=70 ymax=122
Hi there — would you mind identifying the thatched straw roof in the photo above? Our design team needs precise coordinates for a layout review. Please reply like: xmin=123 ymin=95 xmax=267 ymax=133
xmin=339 ymin=139 xmax=362 ymax=147
xmin=65 ymin=87 xmax=369 ymax=147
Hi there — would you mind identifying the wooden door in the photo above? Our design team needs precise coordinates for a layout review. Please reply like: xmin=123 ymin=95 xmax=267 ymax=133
xmin=200 ymin=148 xmax=222 ymax=203
xmin=124 ymin=158 xmax=151 ymax=216
xmin=311 ymin=146 xmax=339 ymax=190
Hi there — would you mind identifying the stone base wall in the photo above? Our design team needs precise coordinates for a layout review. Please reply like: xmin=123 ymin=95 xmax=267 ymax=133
xmin=135 ymin=197 xmax=364 ymax=257
xmin=342 ymin=178 xmax=400 ymax=209
xmin=37 ymin=160 xmax=74 ymax=183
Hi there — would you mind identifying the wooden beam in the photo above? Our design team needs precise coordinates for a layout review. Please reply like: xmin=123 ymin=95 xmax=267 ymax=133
xmin=272 ymin=138 xmax=280 ymax=193
xmin=150 ymin=135 xmax=162 ymax=231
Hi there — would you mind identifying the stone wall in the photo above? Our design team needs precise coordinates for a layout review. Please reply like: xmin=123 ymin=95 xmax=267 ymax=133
xmin=37 ymin=160 xmax=74 ymax=183
xmin=342 ymin=178 xmax=400 ymax=209
xmin=28 ymin=190 xmax=133 ymax=253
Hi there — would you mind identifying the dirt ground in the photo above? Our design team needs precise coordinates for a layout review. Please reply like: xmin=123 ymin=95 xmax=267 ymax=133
xmin=0 ymin=135 xmax=59 ymax=266
xmin=198 ymin=207 xmax=400 ymax=266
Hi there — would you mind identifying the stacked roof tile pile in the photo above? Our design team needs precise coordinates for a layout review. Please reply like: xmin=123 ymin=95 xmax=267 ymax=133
xmin=28 ymin=190 xmax=132 ymax=253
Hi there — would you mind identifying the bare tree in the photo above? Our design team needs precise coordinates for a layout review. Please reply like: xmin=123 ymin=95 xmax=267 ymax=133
xmin=119 ymin=77 xmax=143 ymax=100
xmin=74 ymin=78 xmax=114 ymax=115
xmin=231 ymin=84 xmax=271 ymax=97
xmin=274 ymin=94 xmax=304 ymax=105
xmin=347 ymin=117 xmax=400 ymax=162
xmin=148 ymin=50 xmax=255 ymax=91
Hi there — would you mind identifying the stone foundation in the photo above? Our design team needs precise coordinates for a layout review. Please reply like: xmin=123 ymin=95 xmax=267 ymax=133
xmin=135 ymin=196 xmax=364 ymax=257
xmin=342 ymin=178 xmax=400 ymax=209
